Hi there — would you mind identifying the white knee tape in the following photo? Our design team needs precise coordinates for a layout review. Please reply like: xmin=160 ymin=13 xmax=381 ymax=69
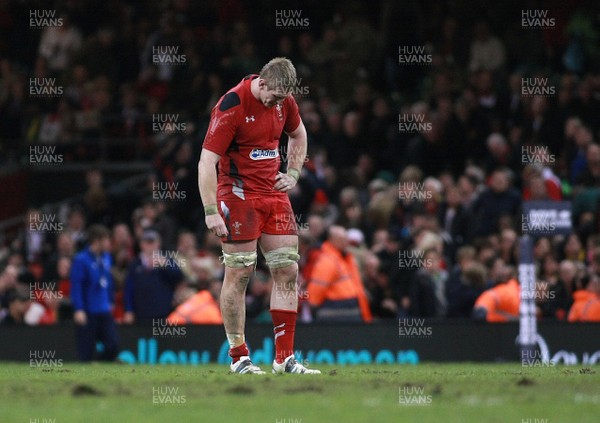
xmin=263 ymin=246 xmax=300 ymax=269
xmin=220 ymin=251 xmax=257 ymax=268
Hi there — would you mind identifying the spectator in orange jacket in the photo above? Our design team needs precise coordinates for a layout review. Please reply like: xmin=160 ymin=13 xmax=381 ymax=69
xmin=472 ymin=270 xmax=520 ymax=322
xmin=307 ymin=226 xmax=372 ymax=322
xmin=568 ymin=273 xmax=600 ymax=322
xmin=167 ymin=282 xmax=223 ymax=325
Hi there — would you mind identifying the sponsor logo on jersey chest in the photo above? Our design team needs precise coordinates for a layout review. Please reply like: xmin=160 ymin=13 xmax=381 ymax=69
xmin=249 ymin=148 xmax=279 ymax=160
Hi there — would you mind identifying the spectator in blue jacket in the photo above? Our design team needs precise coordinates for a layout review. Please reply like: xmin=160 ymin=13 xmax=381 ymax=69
xmin=123 ymin=230 xmax=183 ymax=323
xmin=70 ymin=225 xmax=119 ymax=361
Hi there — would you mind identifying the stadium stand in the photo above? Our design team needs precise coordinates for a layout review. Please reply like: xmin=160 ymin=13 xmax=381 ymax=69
xmin=0 ymin=0 xmax=599 ymax=326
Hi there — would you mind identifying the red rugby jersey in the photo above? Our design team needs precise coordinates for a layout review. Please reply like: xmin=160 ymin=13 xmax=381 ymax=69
xmin=202 ymin=75 xmax=301 ymax=199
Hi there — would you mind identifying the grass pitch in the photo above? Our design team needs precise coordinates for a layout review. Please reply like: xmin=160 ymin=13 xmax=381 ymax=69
xmin=0 ymin=363 xmax=598 ymax=423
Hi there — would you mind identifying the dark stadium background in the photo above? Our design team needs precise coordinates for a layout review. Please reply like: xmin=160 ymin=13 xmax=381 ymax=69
xmin=1 ymin=0 xmax=600 ymax=361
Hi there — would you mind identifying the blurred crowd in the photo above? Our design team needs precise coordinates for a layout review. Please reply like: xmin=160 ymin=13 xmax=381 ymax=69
xmin=1 ymin=0 xmax=600 ymax=325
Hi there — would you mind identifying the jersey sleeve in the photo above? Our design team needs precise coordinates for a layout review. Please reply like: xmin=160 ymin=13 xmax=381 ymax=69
xmin=283 ymin=95 xmax=301 ymax=134
xmin=202 ymin=92 xmax=242 ymax=156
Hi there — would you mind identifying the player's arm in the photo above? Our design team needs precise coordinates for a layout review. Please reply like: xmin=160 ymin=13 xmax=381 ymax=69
xmin=286 ymin=120 xmax=307 ymax=176
xmin=199 ymin=148 xmax=228 ymax=237
xmin=274 ymin=120 xmax=307 ymax=192
xmin=199 ymin=92 xmax=241 ymax=237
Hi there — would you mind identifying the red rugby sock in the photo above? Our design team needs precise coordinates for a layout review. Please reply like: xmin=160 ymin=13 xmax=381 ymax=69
xmin=271 ymin=309 xmax=297 ymax=364
xmin=229 ymin=343 xmax=249 ymax=364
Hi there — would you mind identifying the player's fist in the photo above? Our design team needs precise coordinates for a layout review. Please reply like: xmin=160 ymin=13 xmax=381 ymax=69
xmin=205 ymin=214 xmax=229 ymax=238
xmin=274 ymin=172 xmax=297 ymax=192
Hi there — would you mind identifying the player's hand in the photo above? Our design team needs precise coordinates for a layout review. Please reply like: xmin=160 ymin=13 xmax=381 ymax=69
xmin=205 ymin=213 xmax=229 ymax=238
xmin=274 ymin=172 xmax=297 ymax=192
xmin=74 ymin=310 xmax=87 ymax=326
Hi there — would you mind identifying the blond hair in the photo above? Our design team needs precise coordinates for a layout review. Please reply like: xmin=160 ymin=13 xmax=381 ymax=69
xmin=259 ymin=57 xmax=297 ymax=94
